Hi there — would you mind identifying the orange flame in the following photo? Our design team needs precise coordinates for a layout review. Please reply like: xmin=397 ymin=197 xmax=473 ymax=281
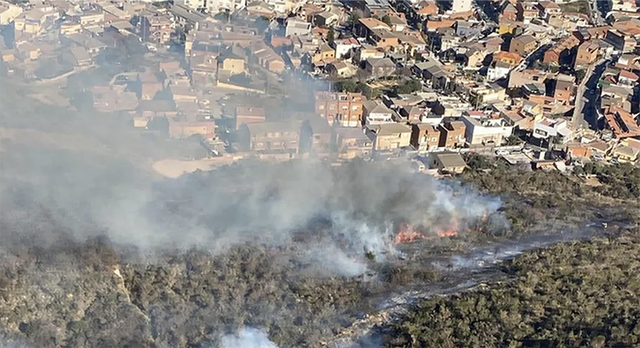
xmin=436 ymin=220 xmax=459 ymax=238
xmin=395 ymin=223 xmax=425 ymax=244
xmin=395 ymin=222 xmax=459 ymax=244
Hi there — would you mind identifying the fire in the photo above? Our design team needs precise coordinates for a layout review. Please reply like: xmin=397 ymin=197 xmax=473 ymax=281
xmin=394 ymin=223 xmax=425 ymax=244
xmin=437 ymin=229 xmax=458 ymax=237
xmin=394 ymin=222 xmax=459 ymax=244
xmin=436 ymin=220 xmax=459 ymax=238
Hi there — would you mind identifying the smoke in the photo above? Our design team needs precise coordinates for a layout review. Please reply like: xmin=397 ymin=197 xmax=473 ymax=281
xmin=220 ymin=328 xmax=279 ymax=348
xmin=0 ymin=146 xmax=506 ymax=275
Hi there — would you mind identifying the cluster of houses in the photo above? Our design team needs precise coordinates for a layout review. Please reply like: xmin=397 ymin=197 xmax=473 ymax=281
xmin=1 ymin=0 xmax=639 ymax=167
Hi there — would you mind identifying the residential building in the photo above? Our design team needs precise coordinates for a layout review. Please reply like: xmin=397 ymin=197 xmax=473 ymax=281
xmin=357 ymin=17 xmax=391 ymax=41
xmin=219 ymin=45 xmax=246 ymax=75
xmin=493 ymin=51 xmax=523 ymax=66
xmin=412 ymin=57 xmax=449 ymax=89
xmin=537 ymin=1 xmax=561 ymax=19
xmin=137 ymin=72 xmax=165 ymax=101
xmin=509 ymin=34 xmax=537 ymax=56
xmin=326 ymin=61 xmax=358 ymax=78
xmin=205 ymin=0 xmax=246 ymax=14
xmin=411 ymin=123 xmax=441 ymax=152
xmin=244 ymin=1 xmax=274 ymax=16
xmin=612 ymin=138 xmax=640 ymax=163
xmin=428 ymin=152 xmax=467 ymax=174
xmin=553 ymin=79 xmax=575 ymax=105
xmin=416 ymin=0 xmax=438 ymax=18
xmin=335 ymin=127 xmax=374 ymax=159
xmin=605 ymin=29 xmax=636 ymax=53
xmin=532 ymin=117 xmax=572 ymax=144
xmin=357 ymin=0 xmax=393 ymax=17
xmin=300 ymin=116 xmax=332 ymax=157
xmin=501 ymin=3 xmax=518 ymax=21
xmin=65 ymin=46 xmax=92 ymax=67
xmin=285 ymin=18 xmax=312 ymax=37
xmin=452 ymin=0 xmax=472 ymax=13
xmin=251 ymin=41 xmax=285 ymax=74
xmin=314 ymin=91 xmax=365 ymax=127
xmin=333 ymin=37 xmax=360 ymax=59
xmin=235 ymin=106 xmax=266 ymax=129
xmin=575 ymin=40 xmax=600 ymax=66
xmin=363 ymin=100 xmax=394 ymax=126
xmin=438 ymin=121 xmax=466 ymax=148
xmin=312 ymin=43 xmax=335 ymax=65
xmin=543 ymin=34 xmax=580 ymax=64
xmin=508 ymin=69 xmax=548 ymax=88
xmin=168 ymin=4 xmax=207 ymax=31
xmin=461 ymin=115 xmax=514 ymax=146
xmin=618 ymin=69 xmax=639 ymax=86
xmin=364 ymin=57 xmax=396 ymax=78
xmin=487 ymin=60 xmax=512 ymax=81
xmin=516 ymin=2 xmax=538 ymax=23
xmin=603 ymin=106 xmax=640 ymax=139
xmin=366 ymin=123 xmax=412 ymax=151
xmin=0 ymin=1 xmax=22 ymax=25
xmin=139 ymin=13 xmax=174 ymax=44
xmin=190 ymin=52 xmax=218 ymax=88
xmin=14 ymin=9 xmax=48 ymax=36
xmin=314 ymin=12 xmax=339 ymax=28
xmin=174 ymin=0 xmax=205 ymax=14
xmin=169 ymin=120 xmax=217 ymax=139
xmin=353 ymin=44 xmax=385 ymax=63
xmin=240 ymin=121 xmax=302 ymax=154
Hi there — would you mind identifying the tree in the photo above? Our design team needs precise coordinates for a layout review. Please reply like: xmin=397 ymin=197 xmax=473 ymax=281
xmin=214 ymin=10 xmax=230 ymax=22
xmin=575 ymin=69 xmax=586 ymax=83
xmin=381 ymin=14 xmax=392 ymax=26
xmin=347 ymin=13 xmax=360 ymax=29
xmin=393 ymin=79 xmax=422 ymax=95
xmin=334 ymin=80 xmax=358 ymax=93
xmin=504 ymin=134 xmax=523 ymax=146
xmin=254 ymin=16 xmax=271 ymax=34
xmin=327 ymin=27 xmax=335 ymax=46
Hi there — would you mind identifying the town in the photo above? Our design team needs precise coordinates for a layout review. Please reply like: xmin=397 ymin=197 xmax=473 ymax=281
xmin=0 ymin=0 xmax=639 ymax=175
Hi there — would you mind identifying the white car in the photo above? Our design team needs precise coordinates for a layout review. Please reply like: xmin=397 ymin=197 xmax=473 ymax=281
xmin=495 ymin=150 xmax=509 ymax=156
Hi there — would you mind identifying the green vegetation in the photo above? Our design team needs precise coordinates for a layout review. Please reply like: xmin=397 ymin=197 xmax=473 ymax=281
xmin=461 ymin=155 xmax=640 ymax=234
xmin=559 ymin=0 xmax=590 ymax=14
xmin=384 ymin=231 xmax=640 ymax=348
xmin=333 ymin=80 xmax=382 ymax=99
xmin=392 ymin=79 xmax=422 ymax=95
xmin=327 ymin=26 xmax=336 ymax=46
xmin=381 ymin=14 xmax=392 ymax=26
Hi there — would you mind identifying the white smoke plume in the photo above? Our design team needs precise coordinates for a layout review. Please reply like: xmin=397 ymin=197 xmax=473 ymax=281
xmin=0 ymin=144 xmax=506 ymax=276
xmin=220 ymin=328 xmax=279 ymax=348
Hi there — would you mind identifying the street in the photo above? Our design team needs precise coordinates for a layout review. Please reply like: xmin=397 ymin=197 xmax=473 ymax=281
xmin=571 ymin=59 xmax=610 ymax=131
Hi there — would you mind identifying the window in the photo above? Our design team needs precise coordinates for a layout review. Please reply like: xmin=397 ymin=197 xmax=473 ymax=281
xmin=342 ymin=105 xmax=348 ymax=110
xmin=352 ymin=106 xmax=358 ymax=111
xmin=329 ymin=104 xmax=335 ymax=110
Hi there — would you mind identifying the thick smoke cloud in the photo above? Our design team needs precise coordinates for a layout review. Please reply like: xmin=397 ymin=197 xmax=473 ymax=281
xmin=1 ymin=139 xmax=505 ymax=275
xmin=220 ymin=328 xmax=279 ymax=348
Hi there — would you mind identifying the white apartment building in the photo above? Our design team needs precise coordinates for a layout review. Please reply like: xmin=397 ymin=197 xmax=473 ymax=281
xmin=461 ymin=115 xmax=514 ymax=146
xmin=175 ymin=0 xmax=246 ymax=13
xmin=451 ymin=0 xmax=472 ymax=13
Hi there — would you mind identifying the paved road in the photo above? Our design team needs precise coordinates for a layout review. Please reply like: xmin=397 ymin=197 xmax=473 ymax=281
xmin=571 ymin=59 xmax=610 ymax=132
